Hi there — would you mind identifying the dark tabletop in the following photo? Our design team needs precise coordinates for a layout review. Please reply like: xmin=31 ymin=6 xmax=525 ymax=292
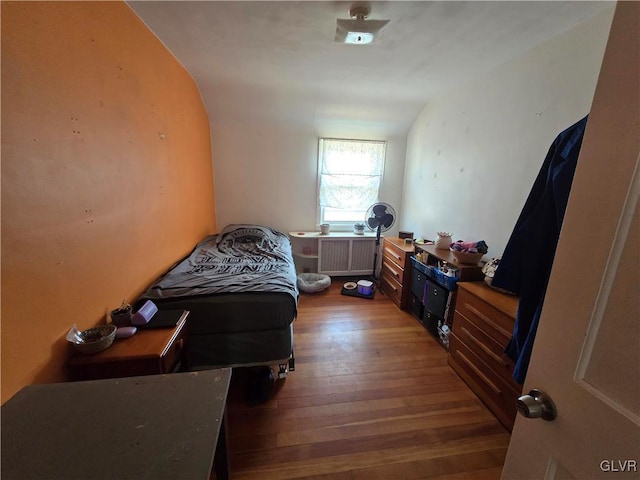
xmin=1 ymin=369 xmax=231 ymax=480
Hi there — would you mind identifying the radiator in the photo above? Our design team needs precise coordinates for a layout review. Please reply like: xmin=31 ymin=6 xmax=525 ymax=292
xmin=318 ymin=237 xmax=377 ymax=275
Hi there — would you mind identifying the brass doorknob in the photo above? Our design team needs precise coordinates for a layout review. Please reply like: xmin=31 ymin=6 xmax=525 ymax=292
xmin=516 ymin=389 xmax=557 ymax=421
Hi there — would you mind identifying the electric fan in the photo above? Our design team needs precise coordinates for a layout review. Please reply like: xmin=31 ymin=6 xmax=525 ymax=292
xmin=365 ymin=202 xmax=396 ymax=279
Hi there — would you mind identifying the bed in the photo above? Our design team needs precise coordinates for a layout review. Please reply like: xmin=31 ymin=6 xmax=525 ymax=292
xmin=137 ymin=225 xmax=299 ymax=380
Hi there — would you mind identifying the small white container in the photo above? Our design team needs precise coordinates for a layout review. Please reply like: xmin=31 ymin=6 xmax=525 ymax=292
xmin=357 ymin=280 xmax=373 ymax=295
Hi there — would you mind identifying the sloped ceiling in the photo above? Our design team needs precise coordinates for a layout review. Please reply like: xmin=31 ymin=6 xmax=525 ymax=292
xmin=128 ymin=1 xmax=612 ymax=134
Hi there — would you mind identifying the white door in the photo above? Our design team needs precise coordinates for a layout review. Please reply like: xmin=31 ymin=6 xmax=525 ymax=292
xmin=502 ymin=2 xmax=640 ymax=479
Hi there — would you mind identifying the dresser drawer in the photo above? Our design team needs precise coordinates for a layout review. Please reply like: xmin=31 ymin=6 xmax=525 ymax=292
xmin=454 ymin=310 xmax=519 ymax=390
xmin=455 ymin=287 xmax=514 ymax=348
xmin=381 ymin=271 xmax=403 ymax=307
xmin=381 ymin=260 xmax=403 ymax=286
xmin=425 ymin=280 xmax=448 ymax=318
xmin=411 ymin=267 xmax=427 ymax=300
xmin=421 ymin=310 xmax=440 ymax=337
xmin=449 ymin=333 xmax=520 ymax=430
xmin=160 ymin=324 xmax=188 ymax=373
xmin=383 ymin=242 xmax=407 ymax=269
xmin=409 ymin=294 xmax=424 ymax=320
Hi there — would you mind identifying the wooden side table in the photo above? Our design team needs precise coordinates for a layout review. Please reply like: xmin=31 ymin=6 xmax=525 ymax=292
xmin=68 ymin=311 xmax=189 ymax=381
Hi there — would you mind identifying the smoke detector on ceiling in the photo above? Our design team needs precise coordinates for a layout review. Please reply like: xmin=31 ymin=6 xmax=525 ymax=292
xmin=335 ymin=3 xmax=390 ymax=45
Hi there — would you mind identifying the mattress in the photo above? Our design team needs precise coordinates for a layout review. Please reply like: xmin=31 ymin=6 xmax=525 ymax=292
xmin=140 ymin=225 xmax=299 ymax=303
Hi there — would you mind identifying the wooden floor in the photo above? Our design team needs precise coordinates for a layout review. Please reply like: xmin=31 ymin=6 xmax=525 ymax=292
xmin=225 ymin=280 xmax=510 ymax=479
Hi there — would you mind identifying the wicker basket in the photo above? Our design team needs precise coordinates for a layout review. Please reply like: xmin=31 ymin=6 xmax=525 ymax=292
xmin=73 ymin=325 xmax=117 ymax=355
xmin=450 ymin=249 xmax=484 ymax=265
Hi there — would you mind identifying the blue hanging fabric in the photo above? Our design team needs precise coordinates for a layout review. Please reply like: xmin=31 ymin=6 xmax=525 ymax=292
xmin=492 ymin=115 xmax=588 ymax=384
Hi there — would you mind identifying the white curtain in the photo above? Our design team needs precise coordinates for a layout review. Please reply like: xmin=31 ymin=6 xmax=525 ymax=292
xmin=318 ymin=139 xmax=386 ymax=211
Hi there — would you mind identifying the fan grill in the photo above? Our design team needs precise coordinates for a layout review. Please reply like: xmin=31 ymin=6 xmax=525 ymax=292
xmin=365 ymin=202 xmax=396 ymax=233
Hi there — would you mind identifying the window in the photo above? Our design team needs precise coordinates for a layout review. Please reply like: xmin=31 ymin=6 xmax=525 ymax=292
xmin=318 ymin=138 xmax=386 ymax=227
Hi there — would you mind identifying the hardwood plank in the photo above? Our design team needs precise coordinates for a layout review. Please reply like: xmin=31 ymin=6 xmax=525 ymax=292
xmin=232 ymin=424 xmax=507 ymax=469
xmin=237 ymin=418 xmax=504 ymax=451
xmin=226 ymin=280 xmax=509 ymax=478
xmin=228 ymin=390 xmax=480 ymax=437
xmin=348 ymin=447 xmax=508 ymax=480
xmin=230 ymin=435 xmax=509 ymax=479
xmin=230 ymin=401 xmax=485 ymax=443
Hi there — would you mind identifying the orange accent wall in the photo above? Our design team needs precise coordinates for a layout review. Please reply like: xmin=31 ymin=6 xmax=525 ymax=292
xmin=1 ymin=1 xmax=216 ymax=403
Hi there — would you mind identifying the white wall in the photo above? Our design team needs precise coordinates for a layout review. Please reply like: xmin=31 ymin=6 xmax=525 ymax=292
xmin=400 ymin=7 xmax=614 ymax=257
xmin=210 ymin=101 xmax=408 ymax=236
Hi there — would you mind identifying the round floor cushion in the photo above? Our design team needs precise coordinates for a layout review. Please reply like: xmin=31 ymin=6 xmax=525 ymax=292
xmin=297 ymin=273 xmax=331 ymax=293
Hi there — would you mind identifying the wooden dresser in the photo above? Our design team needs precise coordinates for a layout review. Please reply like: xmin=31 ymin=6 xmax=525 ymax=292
xmin=448 ymin=281 xmax=522 ymax=431
xmin=380 ymin=237 xmax=415 ymax=310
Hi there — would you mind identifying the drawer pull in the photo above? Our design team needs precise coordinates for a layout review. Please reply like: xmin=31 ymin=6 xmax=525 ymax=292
xmin=456 ymin=350 xmax=502 ymax=396
xmin=465 ymin=303 xmax=511 ymax=339
xmin=384 ymin=248 xmax=402 ymax=262
xmin=460 ymin=327 xmax=508 ymax=366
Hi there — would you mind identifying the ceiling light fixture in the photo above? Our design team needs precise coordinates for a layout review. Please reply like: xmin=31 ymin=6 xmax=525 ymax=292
xmin=335 ymin=3 xmax=390 ymax=45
